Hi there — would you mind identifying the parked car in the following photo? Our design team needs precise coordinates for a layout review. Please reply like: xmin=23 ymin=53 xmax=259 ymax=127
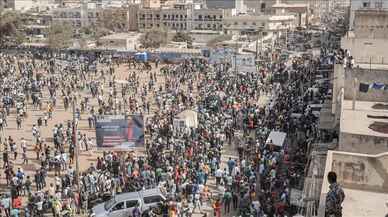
xmin=90 ymin=188 xmax=166 ymax=217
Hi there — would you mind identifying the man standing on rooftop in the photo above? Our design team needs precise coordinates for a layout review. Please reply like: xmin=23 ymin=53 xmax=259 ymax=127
xmin=325 ymin=171 xmax=345 ymax=217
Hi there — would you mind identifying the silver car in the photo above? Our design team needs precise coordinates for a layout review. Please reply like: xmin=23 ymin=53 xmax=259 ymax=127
xmin=91 ymin=188 xmax=166 ymax=217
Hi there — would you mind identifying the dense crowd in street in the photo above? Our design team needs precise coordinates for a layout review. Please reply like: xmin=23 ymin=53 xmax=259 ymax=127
xmin=0 ymin=25 xmax=345 ymax=217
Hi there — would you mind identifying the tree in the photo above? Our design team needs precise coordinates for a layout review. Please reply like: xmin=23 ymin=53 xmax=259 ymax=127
xmin=139 ymin=28 xmax=168 ymax=49
xmin=172 ymin=32 xmax=192 ymax=42
xmin=98 ymin=9 xmax=128 ymax=32
xmin=0 ymin=11 xmax=25 ymax=46
xmin=47 ymin=22 xmax=73 ymax=49
xmin=172 ymin=32 xmax=193 ymax=48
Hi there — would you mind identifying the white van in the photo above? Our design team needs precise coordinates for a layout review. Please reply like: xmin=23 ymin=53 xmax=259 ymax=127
xmin=91 ymin=188 xmax=166 ymax=217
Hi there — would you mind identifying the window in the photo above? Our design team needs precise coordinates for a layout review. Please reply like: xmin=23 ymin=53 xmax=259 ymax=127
xmin=213 ymin=15 xmax=216 ymax=20
xmin=143 ymin=196 xmax=163 ymax=204
xmin=252 ymin=22 xmax=256 ymax=26
xmin=111 ymin=202 xmax=124 ymax=211
xmin=362 ymin=1 xmax=370 ymax=8
xmin=207 ymin=24 xmax=211 ymax=28
xmin=198 ymin=15 xmax=202 ymax=20
xmin=219 ymin=15 xmax=223 ymax=19
xmin=375 ymin=1 xmax=383 ymax=8
xmin=261 ymin=3 xmax=266 ymax=12
xmin=234 ymin=22 xmax=238 ymax=25
xmin=126 ymin=200 xmax=138 ymax=208
xmin=243 ymin=22 xmax=247 ymax=25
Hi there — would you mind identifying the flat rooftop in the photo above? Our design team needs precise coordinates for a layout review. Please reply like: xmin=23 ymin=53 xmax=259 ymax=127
xmin=340 ymin=100 xmax=388 ymax=138
xmin=99 ymin=33 xmax=141 ymax=40
xmin=354 ymin=63 xmax=388 ymax=71
xmin=318 ymin=151 xmax=388 ymax=217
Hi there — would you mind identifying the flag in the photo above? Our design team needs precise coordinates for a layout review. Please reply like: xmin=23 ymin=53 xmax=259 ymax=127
xmin=371 ymin=82 xmax=385 ymax=90
xmin=359 ymin=83 xmax=369 ymax=93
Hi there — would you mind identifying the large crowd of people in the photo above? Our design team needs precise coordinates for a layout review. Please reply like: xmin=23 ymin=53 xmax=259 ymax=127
xmin=0 ymin=25 xmax=344 ymax=217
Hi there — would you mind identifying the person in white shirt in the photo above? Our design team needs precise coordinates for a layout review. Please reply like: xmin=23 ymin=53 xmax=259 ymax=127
xmin=215 ymin=168 xmax=223 ymax=186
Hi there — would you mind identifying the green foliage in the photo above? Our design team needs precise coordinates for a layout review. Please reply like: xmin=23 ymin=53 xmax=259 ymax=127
xmin=139 ymin=28 xmax=168 ymax=49
xmin=172 ymin=32 xmax=192 ymax=43
xmin=47 ymin=22 xmax=73 ymax=49
xmin=0 ymin=11 xmax=25 ymax=46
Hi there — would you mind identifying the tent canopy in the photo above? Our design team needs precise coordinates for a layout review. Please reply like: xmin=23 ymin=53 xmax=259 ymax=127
xmin=266 ymin=131 xmax=287 ymax=147
xmin=174 ymin=109 xmax=198 ymax=129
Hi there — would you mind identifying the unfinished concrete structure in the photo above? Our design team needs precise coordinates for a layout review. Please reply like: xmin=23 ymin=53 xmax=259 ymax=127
xmin=318 ymin=151 xmax=388 ymax=217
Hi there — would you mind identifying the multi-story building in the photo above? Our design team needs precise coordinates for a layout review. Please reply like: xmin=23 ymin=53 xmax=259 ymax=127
xmin=51 ymin=4 xmax=138 ymax=31
xmin=222 ymin=14 xmax=295 ymax=35
xmin=349 ymin=0 xmax=388 ymax=30
xmin=222 ymin=15 xmax=268 ymax=35
xmin=1 ymin=0 xmax=56 ymax=12
xmin=192 ymin=8 xmax=225 ymax=31
xmin=137 ymin=3 xmax=226 ymax=32
xmin=51 ymin=7 xmax=99 ymax=28
xmin=142 ymin=0 xmax=160 ymax=8
xmin=318 ymin=9 xmax=388 ymax=214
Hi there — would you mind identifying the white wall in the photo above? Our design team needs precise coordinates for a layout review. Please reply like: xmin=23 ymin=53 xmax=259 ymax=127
xmin=349 ymin=0 xmax=388 ymax=30
xmin=339 ymin=132 xmax=388 ymax=155
xmin=341 ymin=37 xmax=388 ymax=64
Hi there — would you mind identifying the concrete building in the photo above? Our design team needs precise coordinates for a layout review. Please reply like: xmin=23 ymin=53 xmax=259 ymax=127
xmin=349 ymin=0 xmax=388 ymax=30
xmin=138 ymin=5 xmax=190 ymax=31
xmin=352 ymin=9 xmax=388 ymax=39
xmin=339 ymin=100 xmax=388 ymax=154
xmin=97 ymin=32 xmax=141 ymax=51
xmin=205 ymin=0 xmax=235 ymax=9
xmin=222 ymin=15 xmax=268 ymax=35
xmin=244 ymin=0 xmax=276 ymax=15
xmin=142 ymin=0 xmax=160 ymax=8
xmin=222 ymin=14 xmax=295 ymax=35
xmin=318 ymin=151 xmax=388 ymax=217
xmin=137 ymin=3 xmax=227 ymax=32
xmin=2 ymin=0 xmax=57 ymax=12
xmin=192 ymin=8 xmax=226 ymax=31
xmin=272 ymin=1 xmax=307 ymax=26
xmin=332 ymin=10 xmax=388 ymax=155
xmin=313 ymin=5 xmax=388 ymax=217
xmin=51 ymin=7 xmax=98 ymax=28
xmin=128 ymin=3 xmax=140 ymax=31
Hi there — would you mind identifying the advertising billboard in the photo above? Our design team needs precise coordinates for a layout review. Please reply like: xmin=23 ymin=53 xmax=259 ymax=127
xmin=95 ymin=115 xmax=144 ymax=150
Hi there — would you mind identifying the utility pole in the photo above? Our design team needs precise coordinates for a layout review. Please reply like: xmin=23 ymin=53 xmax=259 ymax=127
xmin=72 ymin=97 xmax=80 ymax=195
xmin=234 ymin=39 xmax=238 ymax=75
xmin=255 ymin=33 xmax=258 ymax=60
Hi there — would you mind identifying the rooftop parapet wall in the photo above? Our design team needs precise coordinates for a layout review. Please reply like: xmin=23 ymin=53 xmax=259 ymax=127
xmin=318 ymin=151 xmax=388 ymax=217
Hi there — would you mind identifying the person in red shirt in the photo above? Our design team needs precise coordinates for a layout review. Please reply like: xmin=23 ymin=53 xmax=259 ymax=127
xmin=212 ymin=199 xmax=221 ymax=217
